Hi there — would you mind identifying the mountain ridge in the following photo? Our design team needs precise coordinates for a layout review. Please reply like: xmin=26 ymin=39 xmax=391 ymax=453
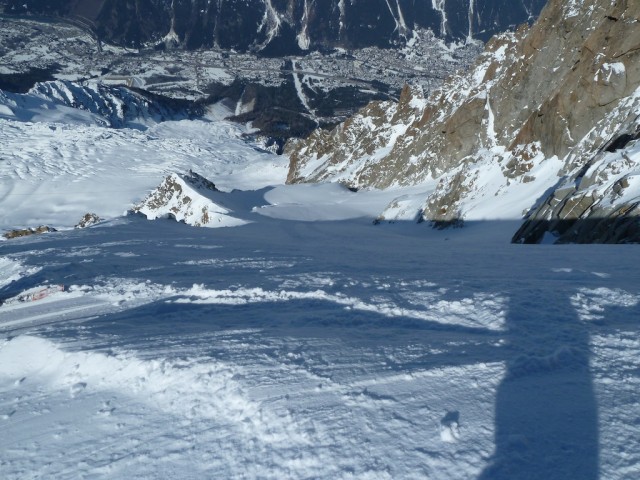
xmin=286 ymin=0 xmax=640 ymax=243
xmin=2 ymin=0 xmax=545 ymax=52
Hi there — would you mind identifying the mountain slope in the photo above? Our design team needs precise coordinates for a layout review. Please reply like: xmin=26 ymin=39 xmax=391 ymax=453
xmin=286 ymin=0 xmax=640 ymax=243
xmin=0 ymin=80 xmax=199 ymax=128
xmin=3 ymin=0 xmax=546 ymax=51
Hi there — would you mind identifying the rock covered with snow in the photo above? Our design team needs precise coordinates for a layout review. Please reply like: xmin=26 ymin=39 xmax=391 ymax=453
xmin=133 ymin=171 xmax=247 ymax=228
xmin=513 ymin=127 xmax=640 ymax=244
xmin=287 ymin=0 xmax=640 ymax=243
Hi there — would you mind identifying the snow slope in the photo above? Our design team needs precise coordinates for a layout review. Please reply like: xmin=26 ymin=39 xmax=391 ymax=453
xmin=1 ymin=215 xmax=640 ymax=479
xmin=1 ymin=80 xmax=640 ymax=479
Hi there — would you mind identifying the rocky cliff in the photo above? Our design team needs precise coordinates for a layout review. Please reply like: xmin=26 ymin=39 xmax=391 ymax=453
xmin=287 ymin=0 xmax=640 ymax=243
xmin=3 ymin=0 xmax=545 ymax=52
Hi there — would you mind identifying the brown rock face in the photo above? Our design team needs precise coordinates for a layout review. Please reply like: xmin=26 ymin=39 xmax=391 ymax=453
xmin=286 ymin=0 xmax=640 ymax=241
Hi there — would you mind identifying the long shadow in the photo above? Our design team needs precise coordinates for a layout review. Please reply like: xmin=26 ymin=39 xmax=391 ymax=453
xmin=35 ymin=297 xmax=504 ymax=366
xmin=479 ymin=286 xmax=598 ymax=479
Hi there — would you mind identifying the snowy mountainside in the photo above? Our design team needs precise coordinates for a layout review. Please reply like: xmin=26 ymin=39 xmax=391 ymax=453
xmin=287 ymin=0 xmax=640 ymax=243
xmin=0 ymin=14 xmax=483 ymax=143
xmin=0 ymin=80 xmax=199 ymax=128
xmin=1 ymin=201 xmax=640 ymax=479
xmin=3 ymin=0 xmax=546 ymax=51
xmin=0 ymin=96 xmax=288 ymax=232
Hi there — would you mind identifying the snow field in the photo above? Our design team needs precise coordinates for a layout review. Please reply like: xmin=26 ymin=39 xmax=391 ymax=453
xmin=1 ymin=215 xmax=640 ymax=479
xmin=1 ymin=81 xmax=639 ymax=479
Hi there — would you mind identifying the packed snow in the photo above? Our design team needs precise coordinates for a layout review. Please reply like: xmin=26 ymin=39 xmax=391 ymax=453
xmin=1 ymin=83 xmax=640 ymax=480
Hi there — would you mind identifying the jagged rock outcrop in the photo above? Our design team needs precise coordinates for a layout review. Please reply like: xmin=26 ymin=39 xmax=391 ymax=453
xmin=287 ymin=84 xmax=431 ymax=187
xmin=133 ymin=170 xmax=247 ymax=228
xmin=287 ymin=0 xmax=640 ymax=243
xmin=3 ymin=0 xmax=545 ymax=52
xmin=513 ymin=120 xmax=640 ymax=244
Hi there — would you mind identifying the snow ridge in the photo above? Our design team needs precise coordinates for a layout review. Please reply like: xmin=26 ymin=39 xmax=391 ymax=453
xmin=134 ymin=171 xmax=247 ymax=228
xmin=297 ymin=0 xmax=312 ymax=50
xmin=22 ymin=80 xmax=192 ymax=129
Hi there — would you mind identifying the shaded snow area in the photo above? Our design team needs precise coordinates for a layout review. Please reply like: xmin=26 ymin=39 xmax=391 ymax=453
xmin=1 ymin=86 xmax=640 ymax=479
xmin=1 ymin=219 xmax=640 ymax=479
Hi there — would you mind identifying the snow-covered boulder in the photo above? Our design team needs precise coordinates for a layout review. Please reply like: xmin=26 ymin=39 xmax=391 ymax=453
xmin=133 ymin=171 xmax=247 ymax=228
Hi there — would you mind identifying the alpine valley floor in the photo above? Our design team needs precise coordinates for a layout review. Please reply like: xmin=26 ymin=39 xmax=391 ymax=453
xmin=1 ymin=106 xmax=640 ymax=479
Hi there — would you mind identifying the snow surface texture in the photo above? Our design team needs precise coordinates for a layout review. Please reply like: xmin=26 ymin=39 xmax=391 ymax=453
xmin=287 ymin=0 xmax=640 ymax=242
xmin=1 ymin=77 xmax=640 ymax=479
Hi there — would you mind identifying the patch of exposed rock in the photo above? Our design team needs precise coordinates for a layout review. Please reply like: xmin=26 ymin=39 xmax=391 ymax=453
xmin=133 ymin=170 xmax=246 ymax=228
xmin=286 ymin=0 xmax=640 ymax=242
xmin=3 ymin=225 xmax=57 ymax=239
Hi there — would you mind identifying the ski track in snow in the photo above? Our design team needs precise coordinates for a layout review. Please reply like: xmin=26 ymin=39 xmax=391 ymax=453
xmin=292 ymin=60 xmax=315 ymax=118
